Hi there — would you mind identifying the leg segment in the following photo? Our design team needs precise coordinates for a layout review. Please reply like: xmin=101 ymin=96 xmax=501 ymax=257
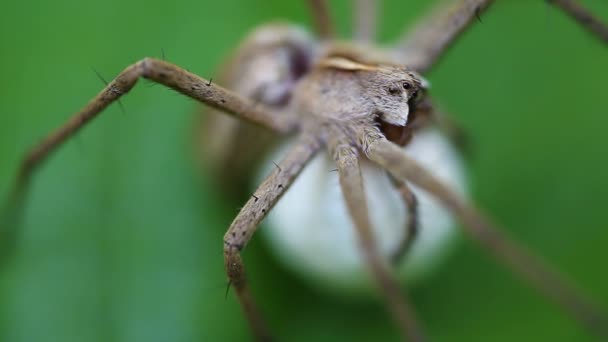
xmin=2 ymin=58 xmax=296 ymax=254
xmin=389 ymin=176 xmax=419 ymax=266
xmin=329 ymin=134 xmax=425 ymax=342
xmin=393 ymin=0 xmax=495 ymax=73
xmin=548 ymin=0 xmax=608 ymax=43
xmin=361 ymin=128 xmax=608 ymax=339
xmin=353 ymin=0 xmax=378 ymax=43
xmin=224 ymin=134 xmax=320 ymax=341
xmin=14 ymin=58 xmax=295 ymax=195
xmin=393 ymin=0 xmax=608 ymax=73
xmin=307 ymin=0 xmax=335 ymax=39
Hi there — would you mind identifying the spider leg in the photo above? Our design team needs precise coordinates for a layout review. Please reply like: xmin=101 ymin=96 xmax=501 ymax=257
xmin=353 ymin=0 xmax=378 ymax=43
xmin=393 ymin=0 xmax=608 ymax=73
xmin=360 ymin=127 xmax=608 ymax=339
xmin=307 ymin=0 xmax=335 ymax=39
xmin=548 ymin=0 xmax=608 ymax=43
xmin=13 ymin=58 xmax=295 ymax=192
xmin=393 ymin=0 xmax=495 ymax=73
xmin=1 ymin=58 xmax=296 ymax=266
xmin=388 ymin=175 xmax=419 ymax=266
xmin=328 ymin=133 xmax=425 ymax=342
xmin=224 ymin=133 xmax=321 ymax=341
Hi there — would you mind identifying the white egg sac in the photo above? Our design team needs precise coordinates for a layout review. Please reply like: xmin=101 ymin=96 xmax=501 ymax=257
xmin=257 ymin=128 xmax=468 ymax=295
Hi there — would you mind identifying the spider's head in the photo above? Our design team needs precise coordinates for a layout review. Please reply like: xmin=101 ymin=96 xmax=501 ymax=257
xmin=317 ymin=56 xmax=427 ymax=126
xmin=361 ymin=66 xmax=427 ymax=127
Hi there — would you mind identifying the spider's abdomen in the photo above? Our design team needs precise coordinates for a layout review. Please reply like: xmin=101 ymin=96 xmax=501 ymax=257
xmin=199 ymin=22 xmax=317 ymax=196
xmin=257 ymin=128 xmax=468 ymax=294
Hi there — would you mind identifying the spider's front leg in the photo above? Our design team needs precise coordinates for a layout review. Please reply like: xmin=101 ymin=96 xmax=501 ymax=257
xmin=223 ymin=133 xmax=321 ymax=341
xmin=12 ymin=58 xmax=294 ymax=196
xmin=1 ymin=58 xmax=295 ymax=265
xmin=328 ymin=130 xmax=425 ymax=342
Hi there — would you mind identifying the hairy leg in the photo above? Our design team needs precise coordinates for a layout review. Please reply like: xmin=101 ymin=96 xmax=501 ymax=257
xmin=329 ymin=133 xmax=425 ymax=342
xmin=224 ymin=134 xmax=321 ymax=341
xmin=13 ymin=58 xmax=295 ymax=194
xmin=1 ymin=57 xmax=297 ymax=267
xmin=360 ymin=127 xmax=608 ymax=339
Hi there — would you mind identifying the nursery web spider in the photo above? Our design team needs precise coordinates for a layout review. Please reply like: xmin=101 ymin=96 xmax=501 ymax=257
xmin=2 ymin=0 xmax=608 ymax=341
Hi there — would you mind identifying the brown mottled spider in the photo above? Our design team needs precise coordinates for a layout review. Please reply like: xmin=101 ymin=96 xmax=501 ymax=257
xmin=2 ymin=0 xmax=608 ymax=341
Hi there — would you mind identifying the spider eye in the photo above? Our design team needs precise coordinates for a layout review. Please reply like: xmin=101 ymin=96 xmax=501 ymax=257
xmin=410 ymin=89 xmax=425 ymax=105
xmin=388 ymin=86 xmax=400 ymax=95
xmin=411 ymin=91 xmax=419 ymax=100
xmin=402 ymin=82 xmax=412 ymax=90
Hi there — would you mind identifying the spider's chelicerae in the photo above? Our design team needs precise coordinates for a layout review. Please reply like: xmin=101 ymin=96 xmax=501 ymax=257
xmin=2 ymin=0 xmax=608 ymax=341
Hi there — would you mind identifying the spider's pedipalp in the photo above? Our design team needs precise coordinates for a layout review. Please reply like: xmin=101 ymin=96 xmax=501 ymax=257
xmin=328 ymin=131 xmax=425 ymax=342
xmin=16 ymin=58 xmax=293 ymax=189
xmin=223 ymin=133 xmax=321 ymax=340
xmin=362 ymin=131 xmax=608 ymax=339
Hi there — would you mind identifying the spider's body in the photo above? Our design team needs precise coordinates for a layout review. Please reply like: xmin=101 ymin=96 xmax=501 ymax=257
xmin=203 ymin=22 xmax=468 ymax=291
xmin=3 ymin=1 xmax=608 ymax=341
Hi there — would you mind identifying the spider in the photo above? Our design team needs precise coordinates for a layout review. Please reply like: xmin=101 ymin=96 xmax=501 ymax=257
xmin=1 ymin=0 xmax=607 ymax=341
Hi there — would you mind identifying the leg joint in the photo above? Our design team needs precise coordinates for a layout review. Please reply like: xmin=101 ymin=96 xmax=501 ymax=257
xmin=138 ymin=57 xmax=153 ymax=77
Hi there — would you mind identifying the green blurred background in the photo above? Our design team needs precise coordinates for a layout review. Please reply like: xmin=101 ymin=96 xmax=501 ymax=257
xmin=1 ymin=0 xmax=607 ymax=341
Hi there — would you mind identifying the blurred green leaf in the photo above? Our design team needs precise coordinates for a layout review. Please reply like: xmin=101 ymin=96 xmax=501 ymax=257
xmin=0 ymin=1 xmax=607 ymax=341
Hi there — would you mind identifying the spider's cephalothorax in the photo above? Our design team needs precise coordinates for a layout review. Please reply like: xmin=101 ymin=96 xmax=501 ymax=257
xmin=5 ymin=1 xmax=608 ymax=341
xmin=202 ymin=31 xmax=434 ymax=197
xmin=295 ymin=56 xmax=425 ymax=127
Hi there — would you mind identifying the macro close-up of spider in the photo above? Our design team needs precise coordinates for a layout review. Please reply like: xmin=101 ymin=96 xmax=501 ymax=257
xmin=1 ymin=0 xmax=608 ymax=341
